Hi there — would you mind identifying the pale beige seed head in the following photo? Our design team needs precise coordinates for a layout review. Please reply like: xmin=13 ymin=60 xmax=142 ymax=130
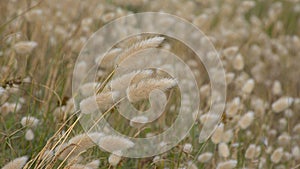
xmin=218 ymin=142 xmax=230 ymax=158
xmin=95 ymin=48 xmax=122 ymax=68
xmin=211 ymin=123 xmax=224 ymax=144
xmin=126 ymin=78 xmax=176 ymax=102
xmin=223 ymin=46 xmax=239 ymax=58
xmin=183 ymin=143 xmax=193 ymax=154
xmin=272 ymin=80 xmax=282 ymax=95
xmin=14 ymin=41 xmax=38 ymax=55
xmin=238 ymin=111 xmax=254 ymax=129
xmin=292 ymin=146 xmax=300 ymax=160
xmin=21 ymin=116 xmax=39 ymax=128
xmin=110 ymin=70 xmax=153 ymax=93
xmin=96 ymin=91 xmax=120 ymax=111
xmin=79 ymin=96 xmax=98 ymax=114
xmin=222 ymin=129 xmax=233 ymax=143
xmin=197 ymin=152 xmax=213 ymax=163
xmin=278 ymin=118 xmax=287 ymax=131
xmin=98 ymin=135 xmax=134 ymax=152
xmin=216 ymin=160 xmax=237 ymax=169
xmin=233 ymin=54 xmax=244 ymax=71
xmin=25 ymin=129 xmax=34 ymax=141
xmin=116 ymin=36 xmax=165 ymax=65
xmin=277 ymin=133 xmax=291 ymax=146
xmin=272 ymin=97 xmax=293 ymax=113
xmin=108 ymin=153 xmax=122 ymax=166
xmin=199 ymin=114 xmax=219 ymax=127
xmin=152 ymin=156 xmax=160 ymax=163
xmin=2 ymin=156 xmax=28 ymax=169
xmin=187 ymin=161 xmax=198 ymax=169
xmin=226 ymin=97 xmax=240 ymax=117
xmin=79 ymin=82 xmax=99 ymax=97
xmin=68 ymin=132 xmax=104 ymax=150
xmin=226 ymin=72 xmax=235 ymax=84
xmin=271 ymin=147 xmax=284 ymax=164
xmin=242 ymin=79 xmax=255 ymax=94
xmin=245 ymin=144 xmax=256 ymax=159
xmin=130 ymin=116 xmax=148 ymax=128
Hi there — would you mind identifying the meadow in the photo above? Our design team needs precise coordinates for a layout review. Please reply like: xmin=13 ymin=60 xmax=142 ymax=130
xmin=0 ymin=0 xmax=300 ymax=168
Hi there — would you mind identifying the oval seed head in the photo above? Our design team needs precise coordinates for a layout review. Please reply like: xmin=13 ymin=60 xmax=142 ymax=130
xmin=216 ymin=160 xmax=237 ymax=169
xmin=242 ymin=79 xmax=255 ymax=94
xmin=226 ymin=97 xmax=240 ymax=117
xmin=25 ymin=129 xmax=34 ymax=141
xmin=197 ymin=152 xmax=213 ymax=163
xmin=130 ymin=116 xmax=148 ymax=128
xmin=238 ymin=111 xmax=254 ymax=129
xmin=223 ymin=46 xmax=239 ymax=58
xmin=233 ymin=54 xmax=244 ymax=71
xmin=108 ymin=152 xmax=122 ymax=166
xmin=2 ymin=156 xmax=28 ymax=169
xmin=292 ymin=146 xmax=300 ymax=160
xmin=222 ymin=129 xmax=233 ymax=143
xmin=21 ymin=116 xmax=39 ymax=128
xmin=218 ymin=142 xmax=230 ymax=158
xmin=200 ymin=114 xmax=219 ymax=127
xmin=226 ymin=72 xmax=235 ymax=84
xmin=272 ymin=97 xmax=293 ymax=113
xmin=272 ymin=80 xmax=282 ymax=95
xmin=277 ymin=133 xmax=291 ymax=146
xmin=211 ymin=123 xmax=224 ymax=144
xmin=245 ymin=144 xmax=256 ymax=159
xmin=14 ymin=41 xmax=38 ymax=55
xmin=183 ymin=143 xmax=193 ymax=154
xmin=79 ymin=82 xmax=99 ymax=97
xmin=271 ymin=147 xmax=284 ymax=164
xmin=98 ymin=135 xmax=134 ymax=152
xmin=126 ymin=78 xmax=176 ymax=102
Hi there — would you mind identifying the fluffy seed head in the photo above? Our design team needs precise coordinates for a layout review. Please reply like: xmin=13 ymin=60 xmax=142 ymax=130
xmin=197 ymin=152 xmax=213 ymax=163
xmin=226 ymin=97 xmax=240 ymax=116
xmin=222 ymin=129 xmax=233 ymax=143
xmin=79 ymin=82 xmax=99 ymax=97
xmin=211 ymin=123 xmax=224 ymax=144
xmin=98 ymin=135 xmax=134 ymax=152
xmin=116 ymin=36 xmax=165 ymax=64
xmin=292 ymin=146 xmax=300 ymax=160
xmin=277 ymin=133 xmax=291 ymax=146
xmin=271 ymin=147 xmax=284 ymax=163
xmin=272 ymin=80 xmax=282 ymax=95
xmin=223 ymin=46 xmax=239 ymax=58
xmin=21 ymin=116 xmax=39 ymax=128
xmin=14 ymin=41 xmax=38 ymax=55
xmin=238 ymin=111 xmax=254 ymax=129
xmin=126 ymin=78 xmax=176 ymax=102
xmin=233 ymin=54 xmax=244 ymax=71
xmin=272 ymin=97 xmax=293 ymax=113
xmin=130 ymin=116 xmax=148 ymax=128
xmin=242 ymin=79 xmax=255 ymax=94
xmin=245 ymin=144 xmax=256 ymax=159
xmin=218 ymin=142 xmax=230 ymax=158
xmin=216 ymin=160 xmax=237 ymax=169
xmin=2 ymin=156 xmax=28 ymax=169
xmin=183 ymin=143 xmax=193 ymax=154
xmin=25 ymin=129 xmax=34 ymax=141
xmin=108 ymin=153 xmax=122 ymax=166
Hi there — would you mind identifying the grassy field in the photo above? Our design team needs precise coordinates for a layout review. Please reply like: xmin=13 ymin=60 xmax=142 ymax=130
xmin=1 ymin=0 xmax=300 ymax=168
